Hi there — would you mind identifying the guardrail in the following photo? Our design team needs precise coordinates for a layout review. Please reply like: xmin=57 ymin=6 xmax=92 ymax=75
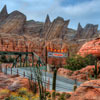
xmin=1 ymin=67 xmax=81 ymax=92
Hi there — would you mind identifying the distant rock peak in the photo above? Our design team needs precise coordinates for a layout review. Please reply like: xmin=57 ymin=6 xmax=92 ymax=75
xmin=0 ymin=5 xmax=8 ymax=15
xmin=74 ymin=23 xmax=98 ymax=39
xmin=45 ymin=14 xmax=51 ymax=23
xmin=0 ymin=5 xmax=8 ymax=22
xmin=78 ymin=23 xmax=83 ymax=30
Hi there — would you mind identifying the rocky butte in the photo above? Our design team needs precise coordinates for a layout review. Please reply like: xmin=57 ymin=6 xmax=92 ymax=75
xmin=0 ymin=5 xmax=99 ymax=65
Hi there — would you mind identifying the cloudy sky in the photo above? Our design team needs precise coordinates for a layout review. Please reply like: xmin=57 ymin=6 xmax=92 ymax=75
xmin=0 ymin=0 xmax=100 ymax=29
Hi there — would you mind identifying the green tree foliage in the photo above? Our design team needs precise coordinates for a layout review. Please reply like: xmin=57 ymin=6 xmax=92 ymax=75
xmin=0 ymin=55 xmax=8 ymax=63
xmin=65 ymin=54 xmax=96 ymax=71
xmin=0 ymin=55 xmax=14 ymax=63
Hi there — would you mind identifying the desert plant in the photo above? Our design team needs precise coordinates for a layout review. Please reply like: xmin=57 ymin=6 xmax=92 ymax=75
xmin=8 ymin=56 xmax=14 ymax=63
xmin=18 ymin=87 xmax=28 ymax=97
xmin=65 ymin=54 xmax=96 ymax=71
xmin=66 ymin=93 xmax=71 ymax=99
xmin=31 ymin=57 xmax=46 ymax=100
xmin=0 ymin=89 xmax=10 ymax=97
xmin=58 ymin=92 xmax=66 ymax=100
xmin=52 ymin=68 xmax=57 ymax=91
xmin=0 ymin=55 xmax=8 ymax=63
xmin=46 ymin=91 xmax=50 ymax=96
xmin=92 ymin=59 xmax=100 ymax=79
xmin=73 ymin=84 xmax=77 ymax=91
xmin=56 ymin=92 xmax=60 ymax=96
xmin=52 ymin=68 xmax=57 ymax=100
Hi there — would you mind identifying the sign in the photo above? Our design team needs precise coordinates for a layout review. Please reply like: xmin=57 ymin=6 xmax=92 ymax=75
xmin=48 ymin=52 xmax=68 ymax=58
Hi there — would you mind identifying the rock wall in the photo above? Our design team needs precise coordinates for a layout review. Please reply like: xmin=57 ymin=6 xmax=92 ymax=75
xmin=24 ymin=20 xmax=43 ymax=36
xmin=0 ymin=5 xmax=99 ymax=66
xmin=78 ymin=38 xmax=100 ymax=57
xmin=0 ymin=11 xmax=26 ymax=34
xmin=75 ymin=23 xmax=98 ymax=39
xmin=45 ymin=17 xmax=70 ymax=40
xmin=0 ymin=5 xmax=8 ymax=23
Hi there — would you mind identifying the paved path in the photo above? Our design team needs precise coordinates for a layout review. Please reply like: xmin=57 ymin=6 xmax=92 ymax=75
xmin=2 ymin=67 xmax=82 ymax=92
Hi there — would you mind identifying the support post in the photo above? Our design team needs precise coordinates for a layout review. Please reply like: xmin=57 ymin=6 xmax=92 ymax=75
xmin=11 ymin=67 xmax=12 ymax=75
xmin=32 ymin=53 xmax=34 ymax=67
xmin=17 ymin=69 xmax=19 ymax=75
xmin=19 ymin=55 xmax=22 ymax=67
xmin=23 ymin=58 xmax=25 ymax=67
xmin=23 ymin=71 xmax=25 ymax=77
xmin=5 ymin=66 xmax=7 ymax=75
xmin=31 ymin=73 xmax=32 ymax=80
xmin=0 ymin=64 xmax=2 ymax=72
xmin=25 ymin=54 xmax=28 ymax=67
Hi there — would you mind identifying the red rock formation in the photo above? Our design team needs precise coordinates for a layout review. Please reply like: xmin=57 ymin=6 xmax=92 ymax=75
xmin=69 ymin=79 xmax=100 ymax=100
xmin=78 ymin=38 xmax=100 ymax=56
xmin=24 ymin=20 xmax=43 ymax=36
xmin=0 ymin=5 xmax=8 ymax=22
xmin=45 ymin=17 xmax=69 ymax=40
xmin=0 ymin=11 xmax=26 ymax=34
xmin=75 ymin=23 xmax=98 ymax=39
xmin=42 ymin=14 xmax=51 ymax=37
xmin=57 ymin=65 xmax=97 ymax=81
xmin=0 ymin=72 xmax=30 ymax=91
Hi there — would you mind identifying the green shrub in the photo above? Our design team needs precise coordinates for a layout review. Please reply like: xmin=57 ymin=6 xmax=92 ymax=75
xmin=18 ymin=87 xmax=28 ymax=96
xmin=73 ymin=84 xmax=77 ymax=91
xmin=8 ymin=56 xmax=14 ymax=63
xmin=0 ymin=55 xmax=8 ymax=63
xmin=56 ymin=92 xmax=60 ymax=96
xmin=66 ymin=93 xmax=71 ymax=98
xmin=5 ymin=95 xmax=27 ymax=100
xmin=65 ymin=54 xmax=96 ymax=71
xmin=48 ymin=93 xmax=51 ymax=98
xmin=52 ymin=91 xmax=55 ymax=97
xmin=0 ymin=55 xmax=14 ymax=63
xmin=46 ymin=91 xmax=50 ymax=96
xmin=58 ymin=92 xmax=66 ymax=100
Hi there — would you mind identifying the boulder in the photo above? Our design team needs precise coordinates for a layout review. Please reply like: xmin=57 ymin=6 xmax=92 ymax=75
xmin=0 ymin=11 xmax=26 ymax=34
xmin=0 ymin=72 xmax=30 ymax=91
xmin=78 ymin=38 xmax=100 ymax=56
xmin=69 ymin=79 xmax=100 ymax=100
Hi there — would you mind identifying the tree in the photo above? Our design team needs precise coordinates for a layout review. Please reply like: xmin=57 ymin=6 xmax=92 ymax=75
xmin=65 ymin=54 xmax=96 ymax=71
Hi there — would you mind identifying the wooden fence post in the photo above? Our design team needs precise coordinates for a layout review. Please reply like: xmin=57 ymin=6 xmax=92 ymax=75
xmin=23 ymin=71 xmax=25 ymax=77
xmin=47 ymin=78 xmax=50 ymax=90
xmin=5 ymin=66 xmax=7 ymax=74
xmin=17 ymin=69 xmax=19 ymax=75
xmin=11 ymin=67 xmax=12 ymax=75
xmin=31 ymin=73 xmax=32 ymax=80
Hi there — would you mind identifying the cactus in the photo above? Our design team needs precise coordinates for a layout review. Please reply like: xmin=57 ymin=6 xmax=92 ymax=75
xmin=73 ymin=84 xmax=77 ymax=91
xmin=92 ymin=59 xmax=100 ymax=79
xmin=52 ymin=68 xmax=57 ymax=91
xmin=73 ymin=79 xmax=77 ymax=91
xmin=52 ymin=68 xmax=57 ymax=100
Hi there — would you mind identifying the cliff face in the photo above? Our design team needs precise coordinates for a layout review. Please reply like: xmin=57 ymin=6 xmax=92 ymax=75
xmin=78 ymin=38 xmax=100 ymax=57
xmin=45 ymin=17 xmax=70 ymax=40
xmin=24 ymin=20 xmax=43 ymax=36
xmin=0 ymin=5 xmax=99 ymax=41
xmin=0 ymin=11 xmax=26 ymax=34
xmin=0 ymin=5 xmax=8 ymax=22
xmin=75 ymin=23 xmax=98 ymax=39
xmin=0 ymin=5 xmax=99 ymax=65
